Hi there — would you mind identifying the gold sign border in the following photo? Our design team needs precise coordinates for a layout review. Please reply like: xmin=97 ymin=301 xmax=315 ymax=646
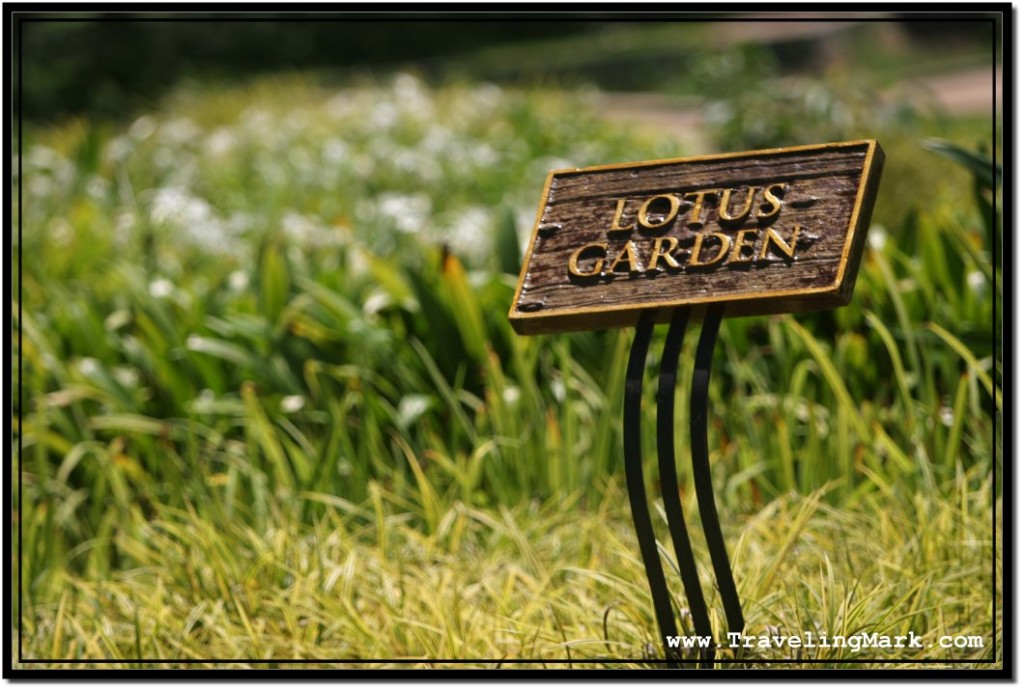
xmin=508 ymin=139 xmax=884 ymax=334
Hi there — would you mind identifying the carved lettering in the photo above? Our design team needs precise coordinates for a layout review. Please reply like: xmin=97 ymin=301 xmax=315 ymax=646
xmin=568 ymin=242 xmax=607 ymax=277
xmin=718 ymin=187 xmax=755 ymax=224
xmin=728 ymin=228 xmax=759 ymax=264
xmin=566 ymin=224 xmax=812 ymax=277
xmin=689 ymin=232 xmax=731 ymax=267
xmin=683 ymin=189 xmax=718 ymax=226
xmin=607 ymin=241 xmax=641 ymax=274
xmin=609 ymin=198 xmax=633 ymax=232
xmin=759 ymin=225 xmax=801 ymax=261
xmin=637 ymin=194 xmax=681 ymax=230
xmin=647 ymin=236 xmax=682 ymax=271
xmin=757 ymin=182 xmax=786 ymax=220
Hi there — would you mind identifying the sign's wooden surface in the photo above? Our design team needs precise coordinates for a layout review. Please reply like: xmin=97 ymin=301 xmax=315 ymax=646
xmin=509 ymin=140 xmax=885 ymax=335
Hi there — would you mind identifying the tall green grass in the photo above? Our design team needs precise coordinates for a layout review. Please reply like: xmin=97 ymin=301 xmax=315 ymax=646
xmin=14 ymin=72 xmax=1000 ymax=668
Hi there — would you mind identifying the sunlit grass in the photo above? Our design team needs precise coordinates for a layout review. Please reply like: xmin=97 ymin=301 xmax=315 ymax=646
xmin=18 ymin=469 xmax=998 ymax=669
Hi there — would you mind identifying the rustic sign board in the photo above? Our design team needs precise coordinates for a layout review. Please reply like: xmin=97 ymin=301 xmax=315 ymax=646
xmin=508 ymin=140 xmax=885 ymax=335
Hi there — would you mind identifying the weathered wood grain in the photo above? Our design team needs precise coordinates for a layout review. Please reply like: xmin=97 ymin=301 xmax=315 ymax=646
xmin=509 ymin=140 xmax=884 ymax=335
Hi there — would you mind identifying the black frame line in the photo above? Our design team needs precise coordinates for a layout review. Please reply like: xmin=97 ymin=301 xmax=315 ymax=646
xmin=7 ymin=7 xmax=1007 ymax=677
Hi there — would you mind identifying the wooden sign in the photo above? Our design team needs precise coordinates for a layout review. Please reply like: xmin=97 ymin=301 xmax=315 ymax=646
xmin=508 ymin=140 xmax=885 ymax=335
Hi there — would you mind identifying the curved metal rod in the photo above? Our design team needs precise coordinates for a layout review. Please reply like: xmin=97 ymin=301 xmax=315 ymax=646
xmin=690 ymin=304 xmax=745 ymax=636
xmin=623 ymin=313 xmax=680 ymax=666
xmin=656 ymin=307 xmax=715 ymax=666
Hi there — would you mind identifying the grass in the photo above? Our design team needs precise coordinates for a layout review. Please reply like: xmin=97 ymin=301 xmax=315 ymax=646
xmin=13 ymin=68 xmax=1001 ymax=670
xmin=19 ymin=471 xmax=999 ymax=669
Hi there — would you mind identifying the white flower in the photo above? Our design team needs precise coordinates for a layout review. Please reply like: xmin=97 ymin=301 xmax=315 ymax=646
xmin=113 ymin=366 xmax=140 ymax=388
xmin=502 ymin=386 xmax=521 ymax=405
xmin=281 ymin=395 xmax=305 ymax=413
xmin=868 ymin=224 xmax=887 ymax=251
xmin=85 ymin=175 xmax=109 ymax=200
xmin=26 ymin=146 xmax=65 ymax=170
xmin=550 ymin=378 xmax=566 ymax=403
xmin=206 ymin=128 xmax=236 ymax=156
xmin=228 ymin=270 xmax=249 ymax=291
xmin=323 ymin=138 xmax=349 ymax=165
xmin=444 ymin=206 xmax=490 ymax=262
xmin=370 ymin=101 xmax=398 ymax=130
xmin=149 ymin=278 xmax=174 ymax=298
xmin=351 ymin=153 xmax=375 ymax=177
xmin=149 ymin=187 xmax=230 ymax=253
xmin=939 ymin=406 xmax=954 ymax=427
xmin=376 ymin=192 xmax=432 ymax=235
xmin=282 ymin=210 xmax=336 ymax=246
xmin=48 ymin=218 xmax=72 ymax=246
xmin=28 ymin=175 xmax=54 ymax=198
xmin=129 ymin=115 xmax=157 ymax=141
xmin=103 ymin=136 xmax=133 ymax=165
xmin=468 ymin=142 xmax=499 ymax=168
xmin=160 ymin=117 xmax=201 ymax=145
xmin=113 ymin=212 xmax=136 ymax=245
xmin=398 ymin=394 xmax=431 ymax=428
xmin=967 ymin=270 xmax=986 ymax=292
xmin=362 ymin=289 xmax=391 ymax=316
xmin=346 ymin=245 xmax=369 ymax=278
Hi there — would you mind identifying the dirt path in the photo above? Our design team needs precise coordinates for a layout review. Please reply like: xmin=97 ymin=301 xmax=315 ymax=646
xmin=594 ymin=66 xmax=1001 ymax=151
xmin=910 ymin=67 xmax=1002 ymax=115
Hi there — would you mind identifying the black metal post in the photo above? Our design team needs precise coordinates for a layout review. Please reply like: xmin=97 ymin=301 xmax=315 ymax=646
xmin=656 ymin=307 xmax=715 ymax=667
xmin=623 ymin=312 xmax=681 ymax=667
xmin=623 ymin=305 xmax=745 ymax=667
xmin=689 ymin=304 xmax=745 ymax=636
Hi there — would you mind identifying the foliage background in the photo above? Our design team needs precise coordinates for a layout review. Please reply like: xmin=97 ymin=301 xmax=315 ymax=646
xmin=12 ymin=13 xmax=1003 ymax=670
